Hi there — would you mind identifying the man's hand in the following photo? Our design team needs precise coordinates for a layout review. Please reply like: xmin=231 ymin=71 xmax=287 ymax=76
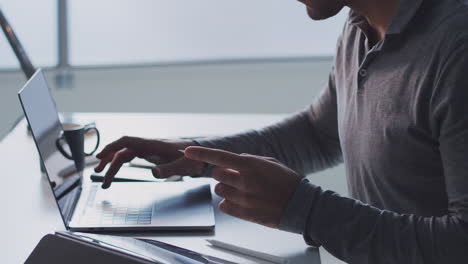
xmin=94 ymin=136 xmax=204 ymax=189
xmin=184 ymin=146 xmax=302 ymax=228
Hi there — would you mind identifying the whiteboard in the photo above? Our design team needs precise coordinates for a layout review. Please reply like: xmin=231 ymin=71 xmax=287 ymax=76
xmin=69 ymin=0 xmax=348 ymax=66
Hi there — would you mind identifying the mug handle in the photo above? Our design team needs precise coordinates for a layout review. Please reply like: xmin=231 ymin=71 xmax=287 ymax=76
xmin=84 ymin=125 xmax=100 ymax=156
xmin=55 ymin=132 xmax=73 ymax=160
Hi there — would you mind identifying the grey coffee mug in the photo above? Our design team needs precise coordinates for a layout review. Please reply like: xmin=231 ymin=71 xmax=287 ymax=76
xmin=55 ymin=123 xmax=100 ymax=173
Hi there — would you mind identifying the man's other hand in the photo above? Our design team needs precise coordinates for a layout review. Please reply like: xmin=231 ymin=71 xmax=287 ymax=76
xmin=184 ymin=146 xmax=301 ymax=228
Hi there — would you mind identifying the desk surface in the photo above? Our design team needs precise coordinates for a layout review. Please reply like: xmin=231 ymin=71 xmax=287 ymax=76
xmin=0 ymin=113 xmax=344 ymax=264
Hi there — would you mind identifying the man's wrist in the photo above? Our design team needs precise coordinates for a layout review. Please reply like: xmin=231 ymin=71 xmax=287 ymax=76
xmin=278 ymin=178 xmax=317 ymax=234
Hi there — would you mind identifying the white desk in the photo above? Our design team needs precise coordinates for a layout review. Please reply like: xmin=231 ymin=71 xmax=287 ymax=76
xmin=0 ymin=113 xmax=345 ymax=264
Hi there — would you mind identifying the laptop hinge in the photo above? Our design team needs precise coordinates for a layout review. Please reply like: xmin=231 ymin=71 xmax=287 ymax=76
xmin=55 ymin=176 xmax=80 ymax=200
xmin=62 ymin=185 xmax=82 ymax=227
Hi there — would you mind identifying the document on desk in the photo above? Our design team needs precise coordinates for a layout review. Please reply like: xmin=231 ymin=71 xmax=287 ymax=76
xmin=60 ymin=232 xmax=238 ymax=264
xmin=207 ymin=239 xmax=288 ymax=264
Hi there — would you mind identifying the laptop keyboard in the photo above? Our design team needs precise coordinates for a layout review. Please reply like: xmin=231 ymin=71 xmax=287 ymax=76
xmin=79 ymin=185 xmax=153 ymax=225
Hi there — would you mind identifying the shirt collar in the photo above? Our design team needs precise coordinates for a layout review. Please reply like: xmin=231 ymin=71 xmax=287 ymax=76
xmin=347 ymin=0 xmax=424 ymax=36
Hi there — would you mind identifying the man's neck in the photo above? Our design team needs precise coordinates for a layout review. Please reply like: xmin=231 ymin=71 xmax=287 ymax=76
xmin=347 ymin=0 xmax=400 ymax=41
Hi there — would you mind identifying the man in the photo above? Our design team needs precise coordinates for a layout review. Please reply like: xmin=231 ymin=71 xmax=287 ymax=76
xmin=94 ymin=0 xmax=468 ymax=262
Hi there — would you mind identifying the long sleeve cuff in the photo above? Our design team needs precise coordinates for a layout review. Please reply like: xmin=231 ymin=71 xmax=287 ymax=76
xmin=279 ymin=178 xmax=316 ymax=234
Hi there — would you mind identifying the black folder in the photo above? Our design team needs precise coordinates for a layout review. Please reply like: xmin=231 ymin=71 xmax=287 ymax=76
xmin=25 ymin=231 xmax=237 ymax=264
xmin=25 ymin=233 xmax=154 ymax=264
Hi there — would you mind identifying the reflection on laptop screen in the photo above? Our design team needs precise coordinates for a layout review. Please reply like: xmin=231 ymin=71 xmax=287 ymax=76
xmin=18 ymin=70 xmax=78 ymax=223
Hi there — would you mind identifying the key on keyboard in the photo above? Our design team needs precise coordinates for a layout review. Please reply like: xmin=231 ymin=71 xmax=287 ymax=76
xmin=80 ymin=185 xmax=153 ymax=225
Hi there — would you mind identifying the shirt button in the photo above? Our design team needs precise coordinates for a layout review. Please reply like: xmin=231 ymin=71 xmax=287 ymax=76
xmin=359 ymin=69 xmax=368 ymax=77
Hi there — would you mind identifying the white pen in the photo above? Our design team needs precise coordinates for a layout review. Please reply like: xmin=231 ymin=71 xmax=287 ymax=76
xmin=206 ymin=239 xmax=289 ymax=264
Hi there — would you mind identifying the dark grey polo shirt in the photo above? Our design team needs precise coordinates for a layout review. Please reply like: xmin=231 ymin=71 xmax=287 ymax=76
xmin=198 ymin=0 xmax=468 ymax=263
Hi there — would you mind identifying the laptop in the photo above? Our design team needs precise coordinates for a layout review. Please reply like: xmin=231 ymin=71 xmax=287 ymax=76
xmin=4 ymin=7 xmax=214 ymax=232
xmin=19 ymin=69 xmax=215 ymax=232
xmin=7 ymin=7 xmax=216 ymax=229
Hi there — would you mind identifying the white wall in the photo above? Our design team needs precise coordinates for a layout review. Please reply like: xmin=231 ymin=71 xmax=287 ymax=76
xmin=69 ymin=0 xmax=348 ymax=65
xmin=1 ymin=59 xmax=333 ymax=133
xmin=0 ymin=0 xmax=57 ymax=68
xmin=1 ymin=0 xmax=347 ymax=68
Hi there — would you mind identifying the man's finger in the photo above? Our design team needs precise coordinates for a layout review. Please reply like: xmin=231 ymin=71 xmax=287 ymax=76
xmin=96 ymin=136 xmax=145 ymax=159
xmin=218 ymin=199 xmax=244 ymax=218
xmin=102 ymin=149 xmax=136 ymax=189
xmin=94 ymin=152 xmax=115 ymax=172
xmin=152 ymin=157 xmax=198 ymax=178
xmin=184 ymin=146 xmax=246 ymax=170
xmin=218 ymin=199 xmax=276 ymax=228
xmin=247 ymin=154 xmax=280 ymax=164
xmin=215 ymin=183 xmax=253 ymax=207
xmin=218 ymin=199 xmax=258 ymax=223
xmin=211 ymin=167 xmax=242 ymax=188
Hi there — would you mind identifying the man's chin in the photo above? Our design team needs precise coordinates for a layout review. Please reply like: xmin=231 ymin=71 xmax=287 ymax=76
xmin=306 ymin=6 xmax=343 ymax=20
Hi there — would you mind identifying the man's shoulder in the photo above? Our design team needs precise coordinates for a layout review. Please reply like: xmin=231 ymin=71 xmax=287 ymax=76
xmin=407 ymin=0 xmax=468 ymax=63
xmin=426 ymin=0 xmax=468 ymax=41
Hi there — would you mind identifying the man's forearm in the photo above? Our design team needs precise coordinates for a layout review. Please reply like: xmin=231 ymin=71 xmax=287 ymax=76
xmin=280 ymin=179 xmax=468 ymax=264
xmin=196 ymin=109 xmax=342 ymax=176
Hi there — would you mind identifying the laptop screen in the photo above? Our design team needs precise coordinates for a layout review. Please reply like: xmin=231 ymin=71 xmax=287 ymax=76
xmin=18 ymin=70 xmax=78 ymax=225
